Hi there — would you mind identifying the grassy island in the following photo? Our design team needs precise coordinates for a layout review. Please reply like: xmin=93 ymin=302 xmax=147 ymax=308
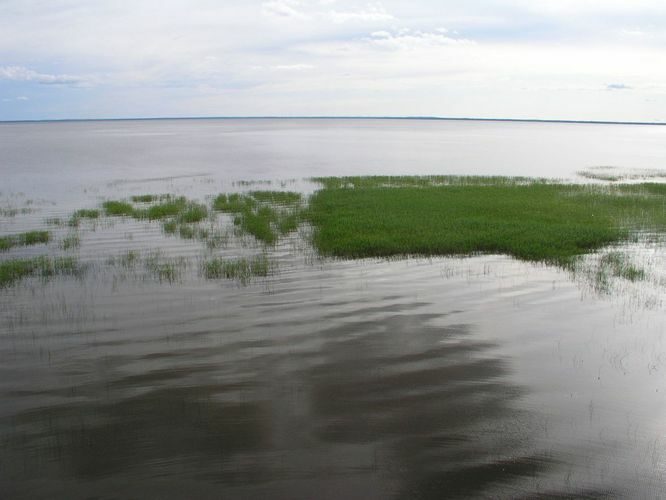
xmin=306 ymin=177 xmax=666 ymax=266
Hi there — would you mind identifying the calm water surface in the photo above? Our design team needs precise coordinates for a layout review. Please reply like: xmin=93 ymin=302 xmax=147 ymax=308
xmin=1 ymin=119 xmax=666 ymax=498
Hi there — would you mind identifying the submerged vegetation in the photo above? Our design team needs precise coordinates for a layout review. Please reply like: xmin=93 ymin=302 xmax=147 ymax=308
xmin=0 ymin=256 xmax=83 ymax=287
xmin=69 ymin=208 xmax=100 ymax=227
xmin=2 ymin=176 xmax=666 ymax=291
xmin=202 ymin=254 xmax=272 ymax=284
xmin=213 ymin=191 xmax=303 ymax=245
xmin=0 ymin=230 xmax=50 ymax=251
xmin=578 ymin=167 xmax=666 ymax=182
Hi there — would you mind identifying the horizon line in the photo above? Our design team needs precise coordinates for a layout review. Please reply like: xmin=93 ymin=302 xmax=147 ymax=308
xmin=1 ymin=115 xmax=665 ymax=126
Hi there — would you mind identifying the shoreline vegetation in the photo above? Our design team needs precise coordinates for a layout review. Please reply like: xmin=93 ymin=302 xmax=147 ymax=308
xmin=1 ymin=176 xmax=665 ymax=288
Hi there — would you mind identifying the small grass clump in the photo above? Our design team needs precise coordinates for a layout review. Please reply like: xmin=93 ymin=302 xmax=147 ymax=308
xmin=69 ymin=208 xmax=100 ymax=227
xmin=140 ymin=197 xmax=188 ymax=220
xmin=307 ymin=177 xmax=666 ymax=267
xmin=45 ymin=217 xmax=65 ymax=227
xmin=0 ymin=256 xmax=83 ymax=287
xmin=106 ymin=250 xmax=140 ymax=269
xmin=213 ymin=191 xmax=303 ymax=245
xmin=599 ymin=251 xmax=646 ymax=282
xmin=202 ymin=254 xmax=272 ymax=284
xmin=61 ymin=233 xmax=80 ymax=250
xmin=0 ymin=230 xmax=50 ymax=251
xmin=176 ymin=202 xmax=208 ymax=224
xmin=72 ymin=209 xmax=100 ymax=219
xmin=144 ymin=251 xmax=186 ymax=283
xmin=103 ymin=200 xmax=135 ymax=217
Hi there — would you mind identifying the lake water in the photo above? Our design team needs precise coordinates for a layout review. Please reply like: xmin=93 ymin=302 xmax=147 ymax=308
xmin=1 ymin=118 xmax=666 ymax=498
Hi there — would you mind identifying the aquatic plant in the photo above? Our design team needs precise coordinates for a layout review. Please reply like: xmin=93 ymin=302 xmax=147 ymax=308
xmin=0 ymin=256 xmax=83 ymax=287
xmin=45 ymin=217 xmax=65 ymax=226
xmin=130 ymin=194 xmax=173 ymax=203
xmin=61 ymin=233 xmax=80 ymax=250
xmin=144 ymin=251 xmax=186 ymax=283
xmin=213 ymin=191 xmax=303 ymax=245
xmin=307 ymin=177 xmax=666 ymax=267
xmin=69 ymin=208 xmax=100 ymax=227
xmin=202 ymin=254 xmax=272 ymax=284
xmin=106 ymin=250 xmax=140 ymax=269
xmin=176 ymin=202 xmax=208 ymax=223
xmin=578 ymin=167 xmax=666 ymax=182
xmin=598 ymin=251 xmax=646 ymax=282
xmin=0 ymin=230 xmax=50 ymax=251
xmin=103 ymin=200 xmax=135 ymax=217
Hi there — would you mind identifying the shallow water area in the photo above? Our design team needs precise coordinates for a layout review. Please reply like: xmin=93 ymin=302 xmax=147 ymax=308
xmin=2 ymin=119 xmax=666 ymax=498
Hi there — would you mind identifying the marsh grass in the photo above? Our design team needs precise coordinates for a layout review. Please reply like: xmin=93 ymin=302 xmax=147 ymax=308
xmin=578 ymin=167 xmax=666 ymax=182
xmin=0 ymin=256 xmax=84 ymax=287
xmin=103 ymin=200 xmax=135 ymax=217
xmin=61 ymin=233 xmax=80 ymax=250
xmin=0 ymin=231 xmax=50 ymax=251
xmin=202 ymin=254 xmax=272 ymax=284
xmin=129 ymin=194 xmax=172 ymax=203
xmin=307 ymin=177 xmax=666 ymax=267
xmin=0 ymin=207 xmax=32 ymax=217
xmin=598 ymin=251 xmax=646 ymax=282
xmin=106 ymin=250 xmax=140 ymax=269
xmin=176 ymin=203 xmax=208 ymax=223
xmin=45 ymin=217 xmax=65 ymax=227
xmin=100 ymin=196 xmax=210 ymax=244
xmin=213 ymin=191 xmax=303 ymax=245
xmin=69 ymin=208 xmax=100 ymax=227
xmin=144 ymin=251 xmax=186 ymax=283
xmin=312 ymin=175 xmax=544 ymax=190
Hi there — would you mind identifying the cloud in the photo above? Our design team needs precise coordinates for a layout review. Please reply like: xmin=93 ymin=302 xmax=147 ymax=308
xmin=328 ymin=3 xmax=394 ymax=23
xmin=272 ymin=64 xmax=315 ymax=71
xmin=607 ymin=83 xmax=632 ymax=90
xmin=367 ymin=29 xmax=474 ymax=50
xmin=0 ymin=66 xmax=86 ymax=85
xmin=16 ymin=96 xmax=29 ymax=100
xmin=261 ymin=0 xmax=308 ymax=19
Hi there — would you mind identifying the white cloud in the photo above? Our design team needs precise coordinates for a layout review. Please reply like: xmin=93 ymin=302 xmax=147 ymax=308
xmin=261 ymin=0 xmax=308 ymax=19
xmin=367 ymin=29 xmax=474 ymax=50
xmin=272 ymin=64 xmax=315 ymax=71
xmin=0 ymin=66 xmax=86 ymax=85
xmin=16 ymin=95 xmax=29 ymax=100
xmin=328 ymin=3 xmax=394 ymax=23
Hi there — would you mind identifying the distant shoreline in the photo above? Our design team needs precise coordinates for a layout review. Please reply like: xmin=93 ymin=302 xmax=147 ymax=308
xmin=1 ymin=116 xmax=665 ymax=127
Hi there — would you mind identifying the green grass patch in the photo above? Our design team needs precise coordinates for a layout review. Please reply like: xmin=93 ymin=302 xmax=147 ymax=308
xmin=103 ymin=200 xmax=135 ymax=217
xmin=307 ymin=177 xmax=666 ymax=266
xmin=176 ymin=202 xmax=208 ymax=223
xmin=69 ymin=208 xmax=100 ymax=227
xmin=202 ymin=255 xmax=272 ymax=284
xmin=130 ymin=194 xmax=173 ymax=203
xmin=249 ymin=191 xmax=302 ymax=205
xmin=142 ymin=197 xmax=187 ymax=220
xmin=0 ymin=230 xmax=50 ymax=251
xmin=72 ymin=208 xmax=100 ymax=219
xmin=0 ymin=256 xmax=83 ymax=287
xmin=213 ymin=191 xmax=303 ymax=245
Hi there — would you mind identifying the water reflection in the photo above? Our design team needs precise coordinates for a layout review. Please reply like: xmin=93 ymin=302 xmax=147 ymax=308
xmin=1 ymin=306 xmax=565 ymax=498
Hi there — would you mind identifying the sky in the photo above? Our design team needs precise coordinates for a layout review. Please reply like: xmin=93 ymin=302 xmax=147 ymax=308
xmin=0 ymin=0 xmax=665 ymax=122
